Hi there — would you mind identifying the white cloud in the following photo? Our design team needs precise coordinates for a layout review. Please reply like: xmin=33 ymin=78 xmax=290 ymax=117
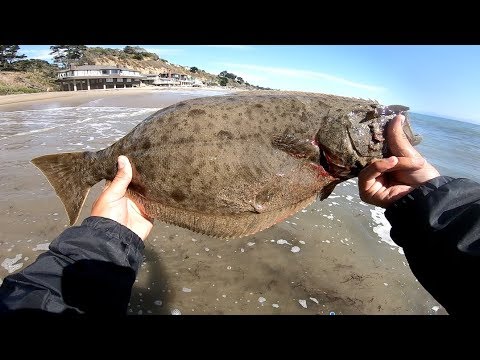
xmin=219 ymin=63 xmax=385 ymax=92
xmin=23 ymin=49 xmax=53 ymax=61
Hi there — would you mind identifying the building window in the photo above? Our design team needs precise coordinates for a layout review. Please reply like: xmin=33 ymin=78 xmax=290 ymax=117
xmin=106 ymin=78 xmax=113 ymax=83
xmin=127 ymin=78 xmax=132 ymax=82
xmin=102 ymin=70 xmax=108 ymax=75
xmin=117 ymin=78 xmax=123 ymax=82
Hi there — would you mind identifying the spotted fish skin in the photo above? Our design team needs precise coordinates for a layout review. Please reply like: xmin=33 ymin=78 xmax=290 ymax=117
xmin=31 ymin=91 xmax=420 ymax=238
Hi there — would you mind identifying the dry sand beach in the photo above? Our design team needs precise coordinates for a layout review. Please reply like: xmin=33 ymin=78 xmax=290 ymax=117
xmin=0 ymin=87 xmax=445 ymax=315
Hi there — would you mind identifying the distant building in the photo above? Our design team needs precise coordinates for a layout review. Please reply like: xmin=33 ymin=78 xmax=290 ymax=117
xmin=192 ymin=78 xmax=204 ymax=87
xmin=142 ymin=74 xmax=158 ymax=85
xmin=149 ymin=72 xmax=197 ymax=86
xmin=56 ymin=65 xmax=146 ymax=91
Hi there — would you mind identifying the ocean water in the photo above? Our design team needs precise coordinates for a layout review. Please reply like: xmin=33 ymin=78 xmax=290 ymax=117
xmin=0 ymin=106 xmax=158 ymax=147
xmin=409 ymin=112 xmax=480 ymax=181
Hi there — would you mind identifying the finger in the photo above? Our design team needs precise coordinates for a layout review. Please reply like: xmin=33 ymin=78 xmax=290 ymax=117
xmin=103 ymin=156 xmax=133 ymax=201
xmin=387 ymin=115 xmax=422 ymax=158
xmin=383 ymin=156 xmax=425 ymax=172
xmin=358 ymin=156 xmax=398 ymax=201
xmin=386 ymin=184 xmax=416 ymax=202
xmin=358 ymin=156 xmax=398 ymax=190
xmin=102 ymin=179 xmax=112 ymax=193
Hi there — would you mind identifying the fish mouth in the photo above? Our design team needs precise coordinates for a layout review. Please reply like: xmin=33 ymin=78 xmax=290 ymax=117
xmin=318 ymin=145 xmax=351 ymax=178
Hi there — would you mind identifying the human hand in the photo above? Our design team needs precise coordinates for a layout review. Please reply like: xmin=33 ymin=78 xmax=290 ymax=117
xmin=91 ymin=155 xmax=153 ymax=240
xmin=358 ymin=114 xmax=440 ymax=208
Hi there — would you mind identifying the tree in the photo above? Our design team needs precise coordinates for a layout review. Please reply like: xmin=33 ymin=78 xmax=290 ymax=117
xmin=219 ymin=70 xmax=236 ymax=80
xmin=123 ymin=46 xmax=159 ymax=61
xmin=190 ymin=66 xmax=199 ymax=73
xmin=50 ymin=45 xmax=67 ymax=67
xmin=50 ymin=45 xmax=87 ymax=68
xmin=0 ymin=45 xmax=26 ymax=70
xmin=13 ymin=59 xmax=52 ymax=71
xmin=13 ymin=59 xmax=58 ymax=76
xmin=219 ymin=77 xmax=228 ymax=86
xmin=123 ymin=45 xmax=147 ymax=55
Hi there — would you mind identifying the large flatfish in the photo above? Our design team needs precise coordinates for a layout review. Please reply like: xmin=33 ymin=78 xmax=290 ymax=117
xmin=31 ymin=91 xmax=420 ymax=238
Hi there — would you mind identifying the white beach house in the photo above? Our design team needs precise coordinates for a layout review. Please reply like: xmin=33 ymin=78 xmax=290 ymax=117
xmin=57 ymin=65 xmax=146 ymax=91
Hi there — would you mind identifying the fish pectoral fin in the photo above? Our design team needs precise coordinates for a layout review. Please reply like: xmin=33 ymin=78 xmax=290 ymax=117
xmin=318 ymin=181 xmax=340 ymax=200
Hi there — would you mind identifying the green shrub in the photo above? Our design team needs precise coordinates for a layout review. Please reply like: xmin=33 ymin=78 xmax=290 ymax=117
xmin=0 ymin=84 xmax=41 ymax=95
xmin=219 ymin=77 xmax=228 ymax=86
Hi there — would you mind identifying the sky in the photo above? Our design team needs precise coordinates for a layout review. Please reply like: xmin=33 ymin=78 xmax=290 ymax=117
xmin=19 ymin=45 xmax=480 ymax=124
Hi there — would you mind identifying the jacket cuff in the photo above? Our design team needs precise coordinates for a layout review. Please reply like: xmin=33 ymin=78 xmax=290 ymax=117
xmin=50 ymin=216 xmax=145 ymax=274
xmin=81 ymin=216 xmax=144 ymax=247
xmin=387 ymin=176 xmax=454 ymax=211
xmin=384 ymin=176 xmax=454 ymax=247
xmin=81 ymin=216 xmax=145 ymax=268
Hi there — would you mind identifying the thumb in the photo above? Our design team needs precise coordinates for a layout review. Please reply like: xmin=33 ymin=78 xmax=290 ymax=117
xmin=387 ymin=115 xmax=422 ymax=158
xmin=104 ymin=156 xmax=132 ymax=201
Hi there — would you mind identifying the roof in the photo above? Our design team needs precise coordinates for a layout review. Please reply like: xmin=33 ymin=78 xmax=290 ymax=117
xmin=57 ymin=74 xmax=147 ymax=81
xmin=57 ymin=65 xmax=140 ymax=72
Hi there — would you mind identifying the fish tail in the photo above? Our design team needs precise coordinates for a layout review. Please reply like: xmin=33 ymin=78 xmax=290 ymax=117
xmin=31 ymin=151 xmax=100 ymax=225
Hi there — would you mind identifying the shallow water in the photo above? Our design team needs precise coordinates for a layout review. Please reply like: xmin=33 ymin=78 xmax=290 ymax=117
xmin=0 ymin=90 xmax=448 ymax=314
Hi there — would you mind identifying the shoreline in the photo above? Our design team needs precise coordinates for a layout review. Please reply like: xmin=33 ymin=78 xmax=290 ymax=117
xmin=0 ymin=86 xmax=239 ymax=111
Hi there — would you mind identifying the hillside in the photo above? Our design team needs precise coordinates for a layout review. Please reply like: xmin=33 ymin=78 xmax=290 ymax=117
xmin=0 ymin=46 xmax=271 ymax=95
xmin=0 ymin=59 xmax=59 ymax=95
xmin=81 ymin=47 xmax=267 ymax=89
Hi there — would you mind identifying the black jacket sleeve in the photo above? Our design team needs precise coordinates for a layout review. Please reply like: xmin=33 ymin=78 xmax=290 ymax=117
xmin=385 ymin=176 xmax=480 ymax=316
xmin=0 ymin=216 xmax=145 ymax=315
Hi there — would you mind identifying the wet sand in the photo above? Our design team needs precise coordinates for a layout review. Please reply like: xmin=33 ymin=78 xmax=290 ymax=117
xmin=0 ymin=89 xmax=446 ymax=315
xmin=0 ymin=86 xmax=232 ymax=112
